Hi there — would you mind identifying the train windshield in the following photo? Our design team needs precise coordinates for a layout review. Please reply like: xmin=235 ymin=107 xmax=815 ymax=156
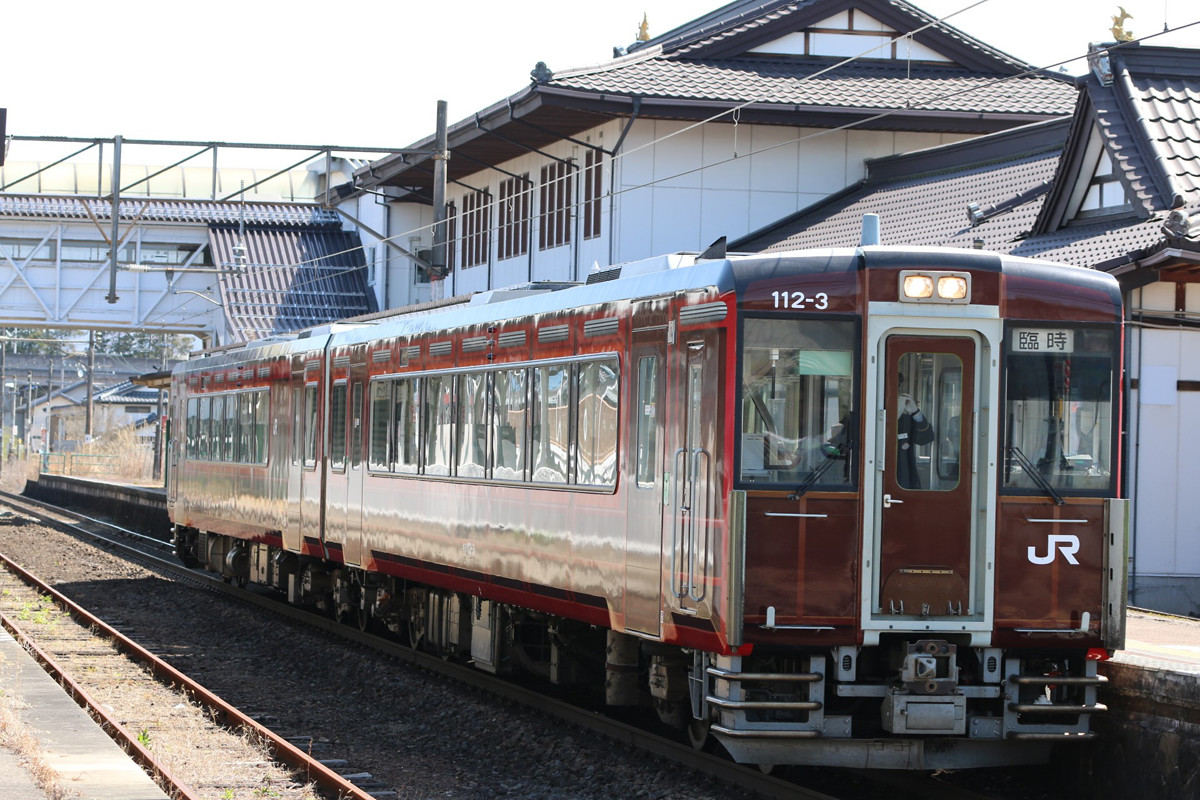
xmin=739 ymin=317 xmax=855 ymax=487
xmin=1002 ymin=325 xmax=1117 ymax=495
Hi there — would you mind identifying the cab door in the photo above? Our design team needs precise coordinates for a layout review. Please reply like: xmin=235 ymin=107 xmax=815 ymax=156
xmin=666 ymin=328 xmax=722 ymax=619
xmin=877 ymin=335 xmax=976 ymax=618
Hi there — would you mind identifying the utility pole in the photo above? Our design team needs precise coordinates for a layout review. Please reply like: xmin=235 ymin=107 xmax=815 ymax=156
xmin=106 ymin=134 xmax=122 ymax=304
xmin=86 ymin=330 xmax=95 ymax=440
xmin=153 ymin=335 xmax=166 ymax=482
xmin=431 ymin=100 xmax=448 ymax=301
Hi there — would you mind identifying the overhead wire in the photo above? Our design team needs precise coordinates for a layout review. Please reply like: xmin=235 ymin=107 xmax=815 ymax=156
xmin=118 ymin=6 xmax=1200 ymax=331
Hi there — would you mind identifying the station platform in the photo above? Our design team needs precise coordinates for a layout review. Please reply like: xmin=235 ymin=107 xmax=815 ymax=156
xmin=0 ymin=626 xmax=168 ymax=800
xmin=25 ymin=473 xmax=169 ymax=539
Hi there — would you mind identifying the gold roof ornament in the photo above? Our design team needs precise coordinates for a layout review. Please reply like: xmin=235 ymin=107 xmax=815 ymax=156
xmin=1110 ymin=6 xmax=1134 ymax=42
xmin=637 ymin=13 xmax=650 ymax=42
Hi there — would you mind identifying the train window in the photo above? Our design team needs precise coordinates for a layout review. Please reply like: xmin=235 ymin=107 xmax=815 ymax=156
xmin=330 ymin=382 xmax=347 ymax=471
xmin=350 ymin=383 xmax=363 ymax=469
xmin=491 ymin=368 xmax=527 ymax=481
xmin=198 ymin=396 xmax=211 ymax=460
xmin=423 ymin=374 xmax=454 ymax=476
xmin=895 ymin=351 xmax=960 ymax=491
xmin=225 ymin=391 xmax=240 ymax=462
xmin=290 ymin=388 xmax=300 ymax=467
xmin=303 ymin=384 xmax=318 ymax=468
xmin=635 ymin=357 xmax=659 ymax=488
xmin=186 ymin=397 xmax=199 ymax=458
xmin=456 ymin=372 xmax=488 ymax=478
xmin=255 ymin=390 xmax=269 ymax=464
xmin=739 ymin=318 xmax=855 ymax=487
xmin=212 ymin=395 xmax=226 ymax=461
xmin=369 ymin=381 xmax=392 ymax=471
xmin=532 ymin=363 xmax=570 ymax=483
xmin=393 ymin=379 xmax=420 ymax=473
xmin=577 ymin=359 xmax=619 ymax=488
xmin=1003 ymin=325 xmax=1116 ymax=494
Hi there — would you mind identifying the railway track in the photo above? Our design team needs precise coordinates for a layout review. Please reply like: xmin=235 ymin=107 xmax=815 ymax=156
xmin=0 ymin=512 xmax=383 ymax=799
xmin=0 ymin=489 xmax=1020 ymax=800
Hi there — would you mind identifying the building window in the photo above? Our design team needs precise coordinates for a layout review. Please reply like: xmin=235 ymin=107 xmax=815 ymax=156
xmin=540 ymin=161 xmax=573 ymax=251
xmin=583 ymin=150 xmax=603 ymax=240
xmin=497 ymin=176 xmax=530 ymax=260
xmin=1078 ymin=149 xmax=1130 ymax=217
xmin=461 ymin=190 xmax=490 ymax=268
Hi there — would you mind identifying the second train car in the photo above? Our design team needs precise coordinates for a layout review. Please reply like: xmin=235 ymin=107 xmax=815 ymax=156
xmin=169 ymin=243 xmax=1127 ymax=769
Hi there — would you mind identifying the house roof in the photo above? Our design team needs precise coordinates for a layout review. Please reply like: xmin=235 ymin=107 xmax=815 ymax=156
xmin=355 ymin=0 xmax=1074 ymax=198
xmin=0 ymin=195 xmax=341 ymax=227
xmin=733 ymin=44 xmax=1200 ymax=287
xmin=733 ymin=117 xmax=1070 ymax=253
xmin=210 ymin=226 xmax=377 ymax=344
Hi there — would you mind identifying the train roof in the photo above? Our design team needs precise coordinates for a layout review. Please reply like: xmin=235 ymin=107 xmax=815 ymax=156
xmin=174 ymin=246 xmax=1119 ymax=376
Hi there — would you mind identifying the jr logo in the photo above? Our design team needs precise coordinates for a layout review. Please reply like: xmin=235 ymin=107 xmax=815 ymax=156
xmin=1027 ymin=534 xmax=1081 ymax=565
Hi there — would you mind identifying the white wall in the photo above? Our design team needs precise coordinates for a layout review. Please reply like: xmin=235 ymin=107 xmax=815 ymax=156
xmin=1127 ymin=284 xmax=1200 ymax=614
xmin=377 ymin=118 xmax=968 ymax=307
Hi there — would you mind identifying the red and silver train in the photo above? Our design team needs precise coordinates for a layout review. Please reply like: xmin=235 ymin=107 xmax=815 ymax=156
xmin=169 ymin=243 xmax=1127 ymax=770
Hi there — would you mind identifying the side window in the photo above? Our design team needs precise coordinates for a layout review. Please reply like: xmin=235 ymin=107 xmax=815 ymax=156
xmin=239 ymin=392 xmax=254 ymax=463
xmin=531 ymin=363 xmax=570 ymax=483
xmin=394 ymin=378 xmax=420 ymax=473
xmin=456 ymin=372 xmax=488 ymax=478
xmin=253 ymin=390 xmax=267 ymax=465
xmin=330 ymin=382 xmax=347 ymax=471
xmin=369 ymin=380 xmax=392 ymax=471
xmin=350 ymin=382 xmax=363 ymax=469
xmin=303 ymin=384 xmax=318 ymax=468
xmin=212 ymin=395 xmax=226 ymax=461
xmin=290 ymin=388 xmax=301 ymax=466
xmin=225 ymin=392 xmax=240 ymax=462
xmin=491 ymin=368 xmax=527 ymax=481
xmin=636 ymin=356 xmax=658 ymax=488
xmin=198 ymin=396 xmax=211 ymax=460
xmin=186 ymin=397 xmax=199 ymax=458
xmin=423 ymin=374 xmax=453 ymax=476
xmin=576 ymin=359 xmax=619 ymax=488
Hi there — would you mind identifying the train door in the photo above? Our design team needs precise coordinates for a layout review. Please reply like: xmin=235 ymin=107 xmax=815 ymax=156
xmin=344 ymin=374 xmax=366 ymax=566
xmin=624 ymin=327 xmax=667 ymax=638
xmin=667 ymin=327 xmax=722 ymax=619
xmin=325 ymin=374 xmax=350 ymax=556
xmin=285 ymin=372 xmax=303 ymax=552
xmin=875 ymin=335 xmax=977 ymax=619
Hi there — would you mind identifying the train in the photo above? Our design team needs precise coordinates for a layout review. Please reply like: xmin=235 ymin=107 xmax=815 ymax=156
xmin=168 ymin=239 xmax=1127 ymax=770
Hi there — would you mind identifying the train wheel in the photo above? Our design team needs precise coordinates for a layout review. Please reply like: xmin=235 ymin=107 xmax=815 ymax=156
xmin=353 ymin=574 xmax=370 ymax=632
xmin=687 ymin=718 xmax=713 ymax=751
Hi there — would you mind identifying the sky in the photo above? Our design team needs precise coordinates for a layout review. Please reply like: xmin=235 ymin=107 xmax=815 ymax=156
xmin=2 ymin=0 xmax=1197 ymax=165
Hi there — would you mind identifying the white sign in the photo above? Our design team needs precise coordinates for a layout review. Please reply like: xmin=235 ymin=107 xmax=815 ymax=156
xmin=1011 ymin=328 xmax=1074 ymax=354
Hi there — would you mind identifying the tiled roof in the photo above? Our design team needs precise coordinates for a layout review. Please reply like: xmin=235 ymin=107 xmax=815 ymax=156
xmin=94 ymin=379 xmax=161 ymax=406
xmin=632 ymin=0 xmax=1032 ymax=72
xmin=736 ymin=45 xmax=1200 ymax=277
xmin=735 ymin=119 xmax=1069 ymax=253
xmin=549 ymin=57 xmax=1076 ymax=117
xmin=0 ymin=195 xmax=341 ymax=227
xmin=1122 ymin=62 xmax=1200 ymax=201
xmin=210 ymin=227 xmax=376 ymax=343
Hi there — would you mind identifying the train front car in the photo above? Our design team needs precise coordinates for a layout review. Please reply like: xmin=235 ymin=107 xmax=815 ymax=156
xmin=705 ymin=247 xmax=1126 ymax=769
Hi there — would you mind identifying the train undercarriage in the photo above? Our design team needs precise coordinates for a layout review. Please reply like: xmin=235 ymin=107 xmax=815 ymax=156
xmin=176 ymin=525 xmax=1107 ymax=770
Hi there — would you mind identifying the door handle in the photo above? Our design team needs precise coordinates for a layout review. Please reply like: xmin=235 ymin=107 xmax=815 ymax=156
xmin=883 ymin=494 xmax=904 ymax=508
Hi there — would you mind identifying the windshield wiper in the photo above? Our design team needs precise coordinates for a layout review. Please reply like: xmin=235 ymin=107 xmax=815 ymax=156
xmin=788 ymin=440 xmax=853 ymax=502
xmin=1007 ymin=445 xmax=1065 ymax=506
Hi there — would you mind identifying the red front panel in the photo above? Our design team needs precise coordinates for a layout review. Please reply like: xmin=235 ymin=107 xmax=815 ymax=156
xmin=994 ymin=498 xmax=1106 ymax=638
xmin=743 ymin=494 xmax=860 ymax=636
